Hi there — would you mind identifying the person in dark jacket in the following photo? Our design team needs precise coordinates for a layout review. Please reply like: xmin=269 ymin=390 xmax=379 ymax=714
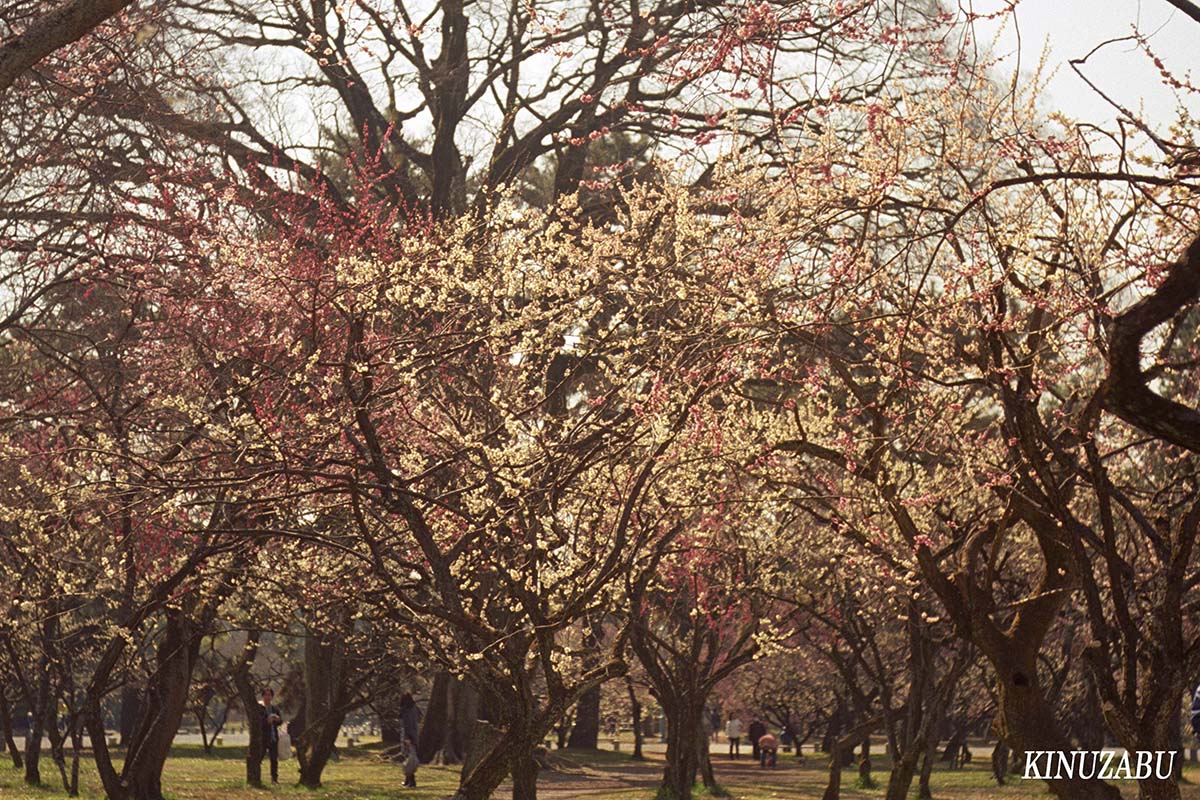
xmin=259 ymin=688 xmax=283 ymax=784
xmin=399 ymin=693 xmax=422 ymax=747
xmin=748 ymin=718 xmax=767 ymax=762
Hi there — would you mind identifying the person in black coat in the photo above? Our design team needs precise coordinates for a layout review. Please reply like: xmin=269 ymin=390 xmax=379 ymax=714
xmin=259 ymin=688 xmax=283 ymax=784
xmin=747 ymin=718 xmax=767 ymax=762
xmin=399 ymin=693 xmax=422 ymax=748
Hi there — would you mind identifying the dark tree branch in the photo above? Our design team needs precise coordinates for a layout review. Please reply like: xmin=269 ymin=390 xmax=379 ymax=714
xmin=1103 ymin=233 xmax=1200 ymax=452
xmin=0 ymin=0 xmax=133 ymax=94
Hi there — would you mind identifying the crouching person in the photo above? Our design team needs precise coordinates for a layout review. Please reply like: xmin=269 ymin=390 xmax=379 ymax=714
xmin=758 ymin=732 xmax=778 ymax=768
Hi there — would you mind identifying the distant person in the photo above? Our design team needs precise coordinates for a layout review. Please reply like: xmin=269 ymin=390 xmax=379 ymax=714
xmin=725 ymin=716 xmax=743 ymax=759
xmin=758 ymin=732 xmax=779 ymax=768
xmin=399 ymin=692 xmax=422 ymax=747
xmin=402 ymin=736 xmax=419 ymax=787
xmin=748 ymin=718 xmax=767 ymax=761
xmin=259 ymin=688 xmax=283 ymax=784
xmin=709 ymin=707 xmax=722 ymax=742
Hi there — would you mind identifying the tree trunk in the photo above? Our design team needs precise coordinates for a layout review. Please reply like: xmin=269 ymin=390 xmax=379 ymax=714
xmin=231 ymin=630 xmax=263 ymax=787
xmin=823 ymin=718 xmax=877 ymax=800
xmin=990 ymin=740 xmax=1009 ymax=785
xmin=566 ymin=686 xmax=600 ymax=749
xmin=939 ymin=726 xmax=965 ymax=765
xmin=1137 ymin=777 xmax=1181 ymax=800
xmin=511 ymin=749 xmax=540 ymax=800
xmin=83 ymin=640 xmax=129 ymax=800
xmin=697 ymin=732 xmax=717 ymax=791
xmin=417 ymin=671 xmax=451 ymax=761
xmin=120 ymin=610 xmax=203 ymax=800
xmin=884 ymin=749 xmax=920 ymax=800
xmin=297 ymin=756 xmax=324 ymax=789
xmin=454 ymin=720 xmax=516 ymax=800
xmin=1168 ymin=711 xmax=1184 ymax=782
xmin=68 ymin=723 xmax=82 ymax=797
xmin=993 ymin=656 xmax=1122 ymax=800
xmin=821 ymin=738 xmax=844 ymax=800
xmin=197 ymin=712 xmax=210 ymax=754
xmin=918 ymin=729 xmax=939 ymax=799
xmin=295 ymin=632 xmax=350 ymax=788
xmin=418 ymin=671 xmax=475 ymax=764
xmin=118 ymin=686 xmax=140 ymax=747
xmin=626 ymin=676 xmax=644 ymax=761
xmin=661 ymin=699 xmax=704 ymax=800
xmin=822 ymin=701 xmax=844 ymax=754
xmin=450 ymin=680 xmax=479 ymax=764
xmin=857 ymin=736 xmax=873 ymax=788
xmin=24 ymin=663 xmax=49 ymax=786
xmin=44 ymin=704 xmax=71 ymax=793
xmin=0 ymin=688 xmax=22 ymax=768
xmin=1123 ymin=738 xmax=1180 ymax=800
xmin=1096 ymin=662 xmax=1185 ymax=800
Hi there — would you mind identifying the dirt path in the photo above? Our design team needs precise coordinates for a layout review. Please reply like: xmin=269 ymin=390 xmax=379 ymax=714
xmin=508 ymin=751 xmax=808 ymax=799
xmin=522 ymin=756 xmax=661 ymax=798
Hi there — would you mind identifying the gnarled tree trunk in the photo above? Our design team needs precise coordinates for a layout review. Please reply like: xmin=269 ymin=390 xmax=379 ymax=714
xmin=990 ymin=739 xmax=1009 ymax=785
xmin=419 ymin=672 xmax=477 ymax=764
xmin=626 ymin=676 xmax=644 ymax=760
xmin=883 ymin=746 xmax=920 ymax=800
xmin=660 ymin=698 xmax=704 ymax=800
xmin=24 ymin=662 xmax=49 ymax=785
xmin=118 ymin=687 xmax=140 ymax=747
xmin=511 ymin=748 xmax=541 ymax=800
xmin=918 ymin=730 xmax=938 ymax=799
xmin=858 ymin=737 xmax=873 ymax=787
xmin=120 ymin=610 xmax=204 ymax=800
xmin=566 ymin=687 xmax=600 ymax=750
xmin=295 ymin=632 xmax=351 ymax=788
xmin=454 ymin=720 xmax=531 ymax=800
xmin=230 ymin=630 xmax=263 ymax=787
xmin=992 ymin=651 xmax=1122 ymax=800
xmin=822 ymin=718 xmax=877 ymax=800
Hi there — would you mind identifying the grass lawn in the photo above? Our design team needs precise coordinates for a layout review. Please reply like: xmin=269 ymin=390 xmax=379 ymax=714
xmin=2 ymin=743 xmax=1199 ymax=799
xmin=0 ymin=744 xmax=461 ymax=800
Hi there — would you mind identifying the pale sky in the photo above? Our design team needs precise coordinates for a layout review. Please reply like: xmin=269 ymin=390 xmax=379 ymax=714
xmin=968 ymin=0 xmax=1198 ymax=132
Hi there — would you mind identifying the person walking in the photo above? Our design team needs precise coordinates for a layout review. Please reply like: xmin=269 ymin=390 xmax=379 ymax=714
xmin=259 ymin=688 xmax=283 ymax=784
xmin=725 ymin=715 xmax=743 ymax=760
xmin=748 ymin=718 xmax=766 ymax=762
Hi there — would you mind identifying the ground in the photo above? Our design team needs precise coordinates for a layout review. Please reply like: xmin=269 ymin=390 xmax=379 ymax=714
xmin=1 ymin=741 xmax=1198 ymax=800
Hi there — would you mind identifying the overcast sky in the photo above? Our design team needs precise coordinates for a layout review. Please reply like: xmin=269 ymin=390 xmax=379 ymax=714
xmin=968 ymin=0 xmax=1198 ymax=131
